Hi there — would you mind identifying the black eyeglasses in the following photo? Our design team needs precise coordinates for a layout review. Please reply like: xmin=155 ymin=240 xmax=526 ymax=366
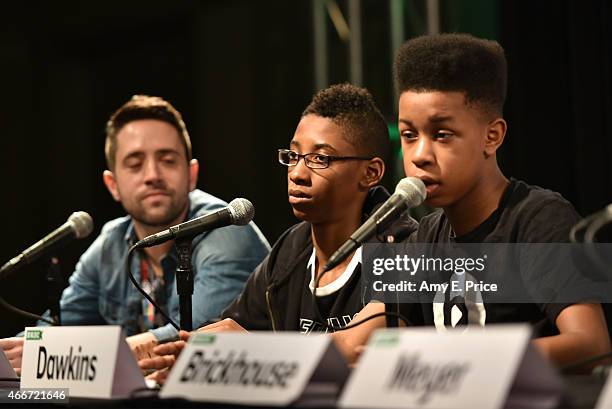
xmin=278 ymin=149 xmax=372 ymax=169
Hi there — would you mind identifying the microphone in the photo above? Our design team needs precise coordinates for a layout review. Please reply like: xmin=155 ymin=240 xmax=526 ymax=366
xmin=322 ymin=177 xmax=426 ymax=272
xmin=135 ymin=198 xmax=255 ymax=248
xmin=0 ymin=211 xmax=94 ymax=280
xmin=570 ymin=204 xmax=612 ymax=243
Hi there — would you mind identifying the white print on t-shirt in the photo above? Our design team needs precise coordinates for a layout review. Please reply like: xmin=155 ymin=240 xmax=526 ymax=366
xmin=307 ymin=248 xmax=362 ymax=296
xmin=432 ymin=272 xmax=487 ymax=332
xmin=299 ymin=314 xmax=357 ymax=333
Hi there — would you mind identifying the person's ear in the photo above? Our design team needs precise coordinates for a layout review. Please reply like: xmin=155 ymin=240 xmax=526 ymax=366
xmin=359 ymin=157 xmax=385 ymax=190
xmin=103 ymin=170 xmax=121 ymax=202
xmin=484 ymin=118 xmax=507 ymax=158
xmin=188 ymin=159 xmax=199 ymax=191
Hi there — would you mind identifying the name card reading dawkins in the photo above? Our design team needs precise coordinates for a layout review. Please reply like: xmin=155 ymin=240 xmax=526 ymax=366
xmin=20 ymin=326 xmax=145 ymax=399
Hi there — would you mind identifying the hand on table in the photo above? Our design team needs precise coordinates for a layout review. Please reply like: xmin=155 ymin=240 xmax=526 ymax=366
xmin=0 ymin=337 xmax=24 ymax=376
xmin=138 ymin=330 xmax=190 ymax=384
xmin=139 ymin=319 xmax=248 ymax=385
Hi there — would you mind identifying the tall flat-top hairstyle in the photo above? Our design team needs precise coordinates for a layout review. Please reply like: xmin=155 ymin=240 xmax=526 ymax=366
xmin=302 ymin=83 xmax=390 ymax=161
xmin=394 ymin=33 xmax=507 ymax=117
xmin=105 ymin=95 xmax=192 ymax=170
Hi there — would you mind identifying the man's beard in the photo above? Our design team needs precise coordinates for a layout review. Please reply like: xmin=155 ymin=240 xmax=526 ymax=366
xmin=129 ymin=198 xmax=188 ymax=231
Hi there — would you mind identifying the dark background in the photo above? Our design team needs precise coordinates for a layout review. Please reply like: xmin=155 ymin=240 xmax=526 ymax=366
xmin=1 ymin=0 xmax=610 ymax=337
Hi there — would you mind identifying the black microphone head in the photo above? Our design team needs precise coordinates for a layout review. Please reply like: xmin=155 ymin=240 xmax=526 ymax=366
xmin=68 ymin=211 xmax=94 ymax=239
xmin=395 ymin=177 xmax=427 ymax=207
xmin=227 ymin=198 xmax=254 ymax=226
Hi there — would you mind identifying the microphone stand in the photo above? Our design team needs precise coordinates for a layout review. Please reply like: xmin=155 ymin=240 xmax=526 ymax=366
xmin=174 ymin=238 xmax=193 ymax=331
xmin=46 ymin=257 xmax=65 ymax=326
xmin=385 ymin=302 xmax=399 ymax=327
xmin=47 ymin=257 xmax=68 ymax=326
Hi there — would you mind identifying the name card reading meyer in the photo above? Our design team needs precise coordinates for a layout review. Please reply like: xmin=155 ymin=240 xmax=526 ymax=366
xmin=340 ymin=325 xmax=563 ymax=409
xmin=20 ymin=326 xmax=145 ymax=399
xmin=160 ymin=332 xmax=349 ymax=406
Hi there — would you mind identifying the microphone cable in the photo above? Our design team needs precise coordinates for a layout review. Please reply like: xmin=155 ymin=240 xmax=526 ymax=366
xmin=311 ymin=265 xmax=411 ymax=332
xmin=560 ymin=350 xmax=612 ymax=373
xmin=0 ymin=294 xmax=54 ymax=325
xmin=125 ymin=243 xmax=180 ymax=332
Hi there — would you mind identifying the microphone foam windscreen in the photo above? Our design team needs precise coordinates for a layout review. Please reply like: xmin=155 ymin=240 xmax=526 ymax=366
xmin=395 ymin=177 xmax=427 ymax=207
xmin=68 ymin=211 xmax=94 ymax=238
xmin=228 ymin=198 xmax=255 ymax=225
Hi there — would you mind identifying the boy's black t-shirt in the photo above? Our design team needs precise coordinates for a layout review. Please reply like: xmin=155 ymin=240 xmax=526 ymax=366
xmin=405 ymin=178 xmax=581 ymax=336
xmin=298 ymin=257 xmax=366 ymax=333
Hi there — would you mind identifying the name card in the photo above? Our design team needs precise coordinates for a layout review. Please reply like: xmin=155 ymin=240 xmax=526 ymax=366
xmin=340 ymin=325 xmax=563 ymax=409
xmin=160 ymin=332 xmax=349 ymax=406
xmin=596 ymin=373 xmax=612 ymax=409
xmin=20 ymin=326 xmax=145 ymax=399
xmin=0 ymin=348 xmax=19 ymax=387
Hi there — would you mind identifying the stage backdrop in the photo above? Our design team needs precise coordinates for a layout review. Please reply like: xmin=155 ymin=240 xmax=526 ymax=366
xmin=0 ymin=0 xmax=610 ymax=337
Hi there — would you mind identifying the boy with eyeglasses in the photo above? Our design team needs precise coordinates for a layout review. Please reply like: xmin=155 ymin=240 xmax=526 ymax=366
xmin=138 ymin=83 xmax=418 ymax=379
xmin=213 ymin=83 xmax=417 ymax=333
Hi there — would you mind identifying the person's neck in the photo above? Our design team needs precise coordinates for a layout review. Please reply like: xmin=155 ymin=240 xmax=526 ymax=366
xmin=444 ymin=167 xmax=509 ymax=237
xmin=132 ymin=207 xmax=189 ymax=267
xmin=311 ymin=205 xmax=363 ymax=282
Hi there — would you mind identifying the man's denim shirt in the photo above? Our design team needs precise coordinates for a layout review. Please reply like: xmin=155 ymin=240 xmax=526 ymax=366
xmin=36 ymin=189 xmax=270 ymax=342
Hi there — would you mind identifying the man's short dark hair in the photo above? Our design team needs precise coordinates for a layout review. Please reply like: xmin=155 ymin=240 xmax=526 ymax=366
xmin=394 ymin=33 xmax=507 ymax=117
xmin=302 ymin=83 xmax=390 ymax=161
xmin=105 ymin=95 xmax=192 ymax=170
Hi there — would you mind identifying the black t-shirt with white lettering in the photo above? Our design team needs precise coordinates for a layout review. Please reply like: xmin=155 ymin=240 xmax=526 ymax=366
xmin=298 ymin=260 xmax=366 ymax=333
xmin=404 ymin=178 xmax=581 ymax=336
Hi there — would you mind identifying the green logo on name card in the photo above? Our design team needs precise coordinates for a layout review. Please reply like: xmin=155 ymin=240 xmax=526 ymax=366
xmin=25 ymin=329 xmax=43 ymax=340
xmin=192 ymin=334 xmax=216 ymax=345
xmin=372 ymin=331 xmax=399 ymax=347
